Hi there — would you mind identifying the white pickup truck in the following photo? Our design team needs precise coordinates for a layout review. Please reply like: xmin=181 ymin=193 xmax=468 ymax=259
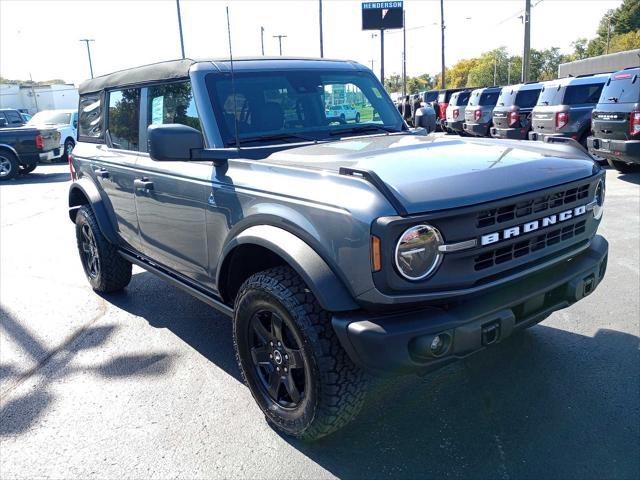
xmin=27 ymin=109 xmax=77 ymax=161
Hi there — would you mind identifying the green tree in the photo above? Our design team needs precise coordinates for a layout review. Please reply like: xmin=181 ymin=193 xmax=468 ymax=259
xmin=609 ymin=29 xmax=640 ymax=53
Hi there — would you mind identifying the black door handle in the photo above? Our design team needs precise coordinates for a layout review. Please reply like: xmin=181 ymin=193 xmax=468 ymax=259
xmin=134 ymin=178 xmax=154 ymax=191
xmin=94 ymin=168 xmax=109 ymax=179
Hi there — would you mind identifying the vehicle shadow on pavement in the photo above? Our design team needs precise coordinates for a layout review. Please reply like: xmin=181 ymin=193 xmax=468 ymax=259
xmin=0 ymin=169 xmax=70 ymax=186
xmin=287 ymin=326 xmax=640 ymax=480
xmin=0 ymin=307 xmax=176 ymax=436
xmin=102 ymin=271 xmax=242 ymax=382
xmin=617 ymin=171 xmax=640 ymax=185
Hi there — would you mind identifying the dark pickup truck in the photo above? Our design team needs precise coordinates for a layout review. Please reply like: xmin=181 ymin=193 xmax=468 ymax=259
xmin=0 ymin=125 xmax=60 ymax=180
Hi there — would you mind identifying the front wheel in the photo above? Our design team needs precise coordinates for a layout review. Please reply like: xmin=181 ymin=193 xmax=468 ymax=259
xmin=355 ymin=112 xmax=361 ymax=123
xmin=19 ymin=164 xmax=37 ymax=175
xmin=607 ymin=158 xmax=640 ymax=173
xmin=233 ymin=266 xmax=367 ymax=441
xmin=75 ymin=206 xmax=132 ymax=292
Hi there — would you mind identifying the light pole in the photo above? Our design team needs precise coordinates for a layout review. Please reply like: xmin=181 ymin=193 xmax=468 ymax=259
xmin=402 ymin=10 xmax=406 ymax=96
xmin=176 ymin=0 xmax=185 ymax=59
xmin=273 ymin=35 xmax=287 ymax=56
xmin=79 ymin=39 xmax=95 ymax=79
xmin=440 ymin=0 xmax=446 ymax=88
xmin=521 ymin=0 xmax=531 ymax=82
xmin=261 ymin=26 xmax=265 ymax=55
xmin=319 ymin=0 xmax=324 ymax=58
xmin=605 ymin=14 xmax=612 ymax=54
xmin=507 ymin=60 xmax=512 ymax=85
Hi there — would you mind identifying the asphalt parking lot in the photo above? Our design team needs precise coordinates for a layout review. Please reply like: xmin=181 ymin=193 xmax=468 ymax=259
xmin=1 ymin=160 xmax=639 ymax=479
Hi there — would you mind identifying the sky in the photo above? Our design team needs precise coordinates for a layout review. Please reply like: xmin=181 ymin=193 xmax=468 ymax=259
xmin=0 ymin=0 xmax=622 ymax=86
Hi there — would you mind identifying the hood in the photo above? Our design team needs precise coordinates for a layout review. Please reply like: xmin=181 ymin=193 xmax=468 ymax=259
xmin=265 ymin=134 xmax=598 ymax=214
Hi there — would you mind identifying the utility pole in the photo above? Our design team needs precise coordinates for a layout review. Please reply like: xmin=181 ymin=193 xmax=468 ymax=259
xmin=370 ymin=59 xmax=375 ymax=71
xmin=402 ymin=10 xmax=407 ymax=96
xmin=606 ymin=15 xmax=612 ymax=54
xmin=260 ymin=26 xmax=265 ymax=55
xmin=440 ymin=0 xmax=446 ymax=88
xmin=29 ymin=73 xmax=39 ymax=112
xmin=507 ymin=60 xmax=511 ymax=85
xmin=319 ymin=0 xmax=324 ymax=58
xmin=79 ymin=39 xmax=95 ymax=79
xmin=493 ymin=55 xmax=497 ymax=86
xmin=522 ymin=0 xmax=531 ymax=82
xmin=273 ymin=35 xmax=287 ymax=56
xmin=176 ymin=0 xmax=186 ymax=59
xmin=380 ymin=29 xmax=385 ymax=86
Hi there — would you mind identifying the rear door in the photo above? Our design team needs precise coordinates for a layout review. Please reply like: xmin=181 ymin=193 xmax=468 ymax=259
xmin=592 ymin=72 xmax=640 ymax=142
xmin=95 ymin=87 xmax=144 ymax=251
xmin=134 ymin=81 xmax=210 ymax=284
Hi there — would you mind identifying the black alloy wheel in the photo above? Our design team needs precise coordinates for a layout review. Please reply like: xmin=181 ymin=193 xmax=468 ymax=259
xmin=248 ymin=309 xmax=307 ymax=408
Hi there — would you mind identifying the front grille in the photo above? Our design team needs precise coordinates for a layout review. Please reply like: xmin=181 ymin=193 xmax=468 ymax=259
xmin=477 ymin=184 xmax=589 ymax=228
xmin=474 ymin=220 xmax=587 ymax=271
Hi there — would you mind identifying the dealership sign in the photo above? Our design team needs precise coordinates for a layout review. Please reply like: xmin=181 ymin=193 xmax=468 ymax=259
xmin=362 ymin=1 xmax=403 ymax=30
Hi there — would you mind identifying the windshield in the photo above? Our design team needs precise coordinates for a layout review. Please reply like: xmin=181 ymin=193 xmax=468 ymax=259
xmin=28 ymin=111 xmax=72 ymax=126
xmin=599 ymin=73 xmax=640 ymax=104
xmin=206 ymin=70 xmax=403 ymax=145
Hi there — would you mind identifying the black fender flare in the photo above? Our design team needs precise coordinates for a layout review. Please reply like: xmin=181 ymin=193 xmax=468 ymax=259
xmin=68 ymin=178 xmax=119 ymax=245
xmin=219 ymin=225 xmax=359 ymax=312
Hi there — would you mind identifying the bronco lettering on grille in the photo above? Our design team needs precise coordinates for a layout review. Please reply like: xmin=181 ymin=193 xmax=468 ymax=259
xmin=480 ymin=204 xmax=587 ymax=246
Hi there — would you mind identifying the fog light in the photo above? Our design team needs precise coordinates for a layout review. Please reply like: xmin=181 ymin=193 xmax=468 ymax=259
xmin=430 ymin=333 xmax=450 ymax=357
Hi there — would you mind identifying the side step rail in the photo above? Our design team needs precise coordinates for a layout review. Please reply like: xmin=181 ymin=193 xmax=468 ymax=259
xmin=119 ymin=250 xmax=233 ymax=318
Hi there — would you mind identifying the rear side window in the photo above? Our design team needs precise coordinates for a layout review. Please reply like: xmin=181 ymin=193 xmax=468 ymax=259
xmin=108 ymin=88 xmax=140 ymax=151
xmin=515 ymin=89 xmax=540 ymax=108
xmin=599 ymin=73 xmax=640 ymax=104
xmin=479 ymin=91 xmax=499 ymax=106
xmin=78 ymin=93 xmax=103 ymax=140
xmin=5 ymin=110 xmax=23 ymax=125
xmin=147 ymin=82 xmax=200 ymax=131
xmin=563 ymin=83 xmax=604 ymax=105
xmin=450 ymin=91 xmax=470 ymax=106
xmin=425 ymin=91 xmax=438 ymax=102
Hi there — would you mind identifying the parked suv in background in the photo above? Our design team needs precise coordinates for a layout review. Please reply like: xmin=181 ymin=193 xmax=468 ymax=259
xmin=529 ymin=74 xmax=609 ymax=146
xmin=463 ymin=86 xmax=501 ymax=137
xmin=491 ymin=82 xmax=542 ymax=139
xmin=588 ymin=68 xmax=640 ymax=173
xmin=326 ymin=104 xmax=360 ymax=123
xmin=68 ymin=57 xmax=608 ymax=441
xmin=27 ymin=109 xmax=78 ymax=161
xmin=444 ymin=89 xmax=472 ymax=135
xmin=435 ymin=88 xmax=467 ymax=131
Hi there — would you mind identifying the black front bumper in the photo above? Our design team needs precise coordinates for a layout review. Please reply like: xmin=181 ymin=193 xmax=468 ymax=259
xmin=332 ymin=235 xmax=608 ymax=375
xmin=491 ymin=126 xmax=528 ymax=140
xmin=588 ymin=136 xmax=640 ymax=164
xmin=463 ymin=122 xmax=491 ymax=137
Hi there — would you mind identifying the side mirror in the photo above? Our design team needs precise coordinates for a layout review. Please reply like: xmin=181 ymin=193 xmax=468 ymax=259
xmin=73 ymin=121 xmax=78 ymax=129
xmin=148 ymin=123 xmax=204 ymax=161
xmin=0 ymin=118 xmax=7 ymax=128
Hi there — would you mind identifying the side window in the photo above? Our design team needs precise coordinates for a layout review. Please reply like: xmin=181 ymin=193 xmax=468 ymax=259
xmin=516 ymin=89 xmax=541 ymax=108
xmin=79 ymin=93 xmax=103 ymax=139
xmin=146 ymin=82 xmax=200 ymax=131
xmin=564 ymin=83 xmax=604 ymax=105
xmin=108 ymin=88 xmax=140 ymax=151
xmin=6 ymin=111 xmax=23 ymax=125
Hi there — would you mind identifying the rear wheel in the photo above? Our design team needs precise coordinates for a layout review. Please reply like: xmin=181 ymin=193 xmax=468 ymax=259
xmin=233 ymin=266 xmax=367 ymax=441
xmin=355 ymin=112 xmax=361 ymax=123
xmin=19 ymin=164 xmax=37 ymax=175
xmin=0 ymin=150 xmax=18 ymax=181
xmin=607 ymin=158 xmax=640 ymax=173
xmin=75 ymin=206 xmax=132 ymax=292
xmin=62 ymin=138 xmax=75 ymax=162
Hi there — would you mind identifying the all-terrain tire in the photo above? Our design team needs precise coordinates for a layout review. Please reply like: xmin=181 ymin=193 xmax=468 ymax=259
xmin=607 ymin=157 xmax=640 ymax=174
xmin=18 ymin=164 xmax=37 ymax=175
xmin=233 ymin=266 xmax=367 ymax=441
xmin=75 ymin=205 xmax=132 ymax=293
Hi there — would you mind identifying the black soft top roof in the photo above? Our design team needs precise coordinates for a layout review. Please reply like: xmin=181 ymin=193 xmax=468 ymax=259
xmin=78 ymin=57 xmax=366 ymax=95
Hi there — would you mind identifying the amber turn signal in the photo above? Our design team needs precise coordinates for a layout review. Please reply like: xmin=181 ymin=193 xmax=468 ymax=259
xmin=371 ymin=235 xmax=381 ymax=272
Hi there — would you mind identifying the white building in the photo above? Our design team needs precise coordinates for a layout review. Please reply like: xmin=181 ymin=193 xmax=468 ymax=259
xmin=0 ymin=83 xmax=79 ymax=114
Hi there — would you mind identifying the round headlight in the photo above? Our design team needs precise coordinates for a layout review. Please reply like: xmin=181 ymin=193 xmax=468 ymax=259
xmin=395 ymin=224 xmax=443 ymax=281
xmin=593 ymin=178 xmax=605 ymax=220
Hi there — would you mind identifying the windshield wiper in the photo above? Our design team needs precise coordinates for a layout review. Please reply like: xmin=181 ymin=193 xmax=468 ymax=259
xmin=329 ymin=125 xmax=400 ymax=137
xmin=236 ymin=132 xmax=318 ymax=145
xmin=607 ymin=97 xmax=619 ymax=102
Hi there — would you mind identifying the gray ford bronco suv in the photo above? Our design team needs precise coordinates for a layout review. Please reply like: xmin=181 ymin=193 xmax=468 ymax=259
xmin=69 ymin=58 xmax=609 ymax=440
